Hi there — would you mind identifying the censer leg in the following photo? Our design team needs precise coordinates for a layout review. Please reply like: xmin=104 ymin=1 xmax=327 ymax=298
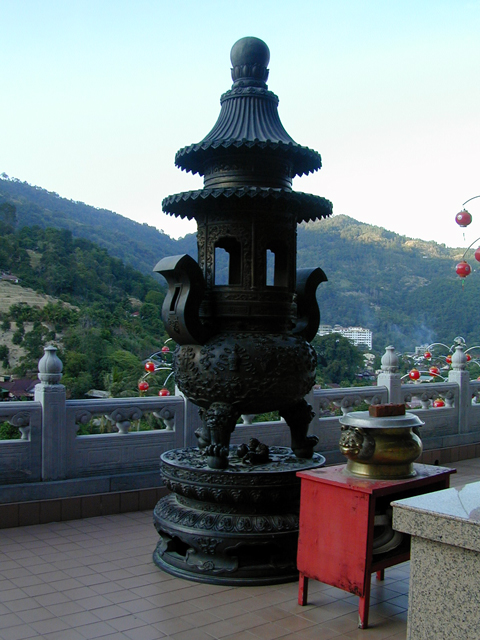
xmin=281 ymin=399 xmax=319 ymax=459
xmin=202 ymin=401 xmax=239 ymax=469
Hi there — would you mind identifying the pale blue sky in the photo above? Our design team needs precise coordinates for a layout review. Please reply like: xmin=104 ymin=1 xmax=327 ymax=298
xmin=1 ymin=0 xmax=479 ymax=246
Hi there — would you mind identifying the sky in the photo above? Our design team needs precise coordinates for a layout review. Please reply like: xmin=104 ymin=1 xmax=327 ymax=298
xmin=1 ymin=0 xmax=479 ymax=247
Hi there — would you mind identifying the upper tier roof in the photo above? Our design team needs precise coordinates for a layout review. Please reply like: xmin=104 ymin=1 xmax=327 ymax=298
xmin=174 ymin=37 xmax=322 ymax=179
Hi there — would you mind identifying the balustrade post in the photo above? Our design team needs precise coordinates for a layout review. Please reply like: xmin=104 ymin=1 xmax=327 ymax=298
xmin=448 ymin=344 xmax=470 ymax=434
xmin=34 ymin=345 xmax=67 ymax=480
xmin=176 ymin=388 xmax=202 ymax=447
xmin=376 ymin=346 xmax=402 ymax=403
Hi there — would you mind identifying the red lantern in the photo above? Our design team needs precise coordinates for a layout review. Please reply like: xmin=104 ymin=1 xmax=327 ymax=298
xmin=446 ymin=355 xmax=452 ymax=364
xmin=466 ymin=353 xmax=472 ymax=361
xmin=475 ymin=247 xmax=480 ymax=262
xmin=161 ymin=346 xmax=170 ymax=353
xmin=429 ymin=366 xmax=440 ymax=377
xmin=424 ymin=351 xmax=432 ymax=360
xmin=145 ymin=361 xmax=155 ymax=372
xmin=138 ymin=381 xmax=149 ymax=392
xmin=433 ymin=399 xmax=445 ymax=408
xmin=456 ymin=261 xmax=471 ymax=278
xmin=409 ymin=369 xmax=420 ymax=381
xmin=455 ymin=209 xmax=472 ymax=227
xmin=158 ymin=388 xmax=170 ymax=396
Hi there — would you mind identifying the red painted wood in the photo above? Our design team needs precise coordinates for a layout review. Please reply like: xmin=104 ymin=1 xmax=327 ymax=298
xmin=359 ymin=592 xmax=370 ymax=629
xmin=297 ymin=463 xmax=454 ymax=628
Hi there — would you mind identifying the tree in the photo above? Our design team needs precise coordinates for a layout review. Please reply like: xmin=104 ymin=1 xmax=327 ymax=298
xmin=313 ymin=333 xmax=363 ymax=385
xmin=0 ymin=202 xmax=17 ymax=233
xmin=0 ymin=345 xmax=9 ymax=368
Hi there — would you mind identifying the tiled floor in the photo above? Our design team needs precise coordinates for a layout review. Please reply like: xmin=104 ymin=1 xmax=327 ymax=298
xmin=1 ymin=458 xmax=479 ymax=640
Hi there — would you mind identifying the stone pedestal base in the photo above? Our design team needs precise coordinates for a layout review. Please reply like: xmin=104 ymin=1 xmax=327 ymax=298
xmin=153 ymin=446 xmax=324 ymax=585
xmin=393 ymin=480 xmax=480 ymax=640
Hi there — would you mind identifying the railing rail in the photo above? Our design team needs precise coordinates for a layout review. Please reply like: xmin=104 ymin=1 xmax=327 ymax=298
xmin=0 ymin=402 xmax=42 ymax=484
xmin=1 ymin=344 xmax=480 ymax=503
xmin=66 ymin=396 xmax=184 ymax=479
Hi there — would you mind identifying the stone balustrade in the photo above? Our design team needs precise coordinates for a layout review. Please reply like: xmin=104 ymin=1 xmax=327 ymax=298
xmin=1 ymin=345 xmax=480 ymax=507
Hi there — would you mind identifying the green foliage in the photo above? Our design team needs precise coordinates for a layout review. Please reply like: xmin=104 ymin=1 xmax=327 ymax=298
xmin=12 ymin=329 xmax=24 ymax=345
xmin=76 ymin=413 xmax=165 ymax=435
xmin=9 ymin=303 xmax=41 ymax=323
xmin=297 ymin=216 xmax=480 ymax=352
xmin=0 ymin=221 xmax=168 ymax=397
xmin=0 ymin=178 xmax=179 ymax=275
xmin=3 ymin=176 xmax=480 ymax=376
xmin=313 ymin=333 xmax=364 ymax=385
xmin=0 ymin=421 xmax=20 ymax=440
xmin=0 ymin=202 xmax=17 ymax=234
xmin=0 ymin=345 xmax=9 ymax=367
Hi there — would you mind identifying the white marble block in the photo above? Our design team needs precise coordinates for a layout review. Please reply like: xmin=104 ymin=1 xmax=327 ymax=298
xmin=392 ymin=481 xmax=480 ymax=640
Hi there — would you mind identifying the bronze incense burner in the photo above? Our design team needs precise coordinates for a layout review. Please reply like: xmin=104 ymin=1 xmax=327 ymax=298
xmin=156 ymin=37 xmax=332 ymax=469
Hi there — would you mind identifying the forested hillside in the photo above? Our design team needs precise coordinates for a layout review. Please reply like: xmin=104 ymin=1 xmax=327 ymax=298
xmin=0 ymin=216 xmax=169 ymax=398
xmin=297 ymin=217 xmax=479 ymax=351
xmin=2 ymin=175 xmax=479 ymax=353
xmin=0 ymin=175 xmax=178 ymax=275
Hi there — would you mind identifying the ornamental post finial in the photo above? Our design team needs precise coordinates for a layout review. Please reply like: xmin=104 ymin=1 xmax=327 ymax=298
xmin=38 ymin=345 xmax=63 ymax=384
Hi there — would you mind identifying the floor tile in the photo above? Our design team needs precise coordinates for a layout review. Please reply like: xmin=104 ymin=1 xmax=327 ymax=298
xmin=2 ymin=460 xmax=478 ymax=640
xmin=74 ymin=621 xmax=119 ymax=639
xmin=0 ymin=613 xmax=23 ymax=629
xmin=0 ymin=624 xmax=40 ymax=640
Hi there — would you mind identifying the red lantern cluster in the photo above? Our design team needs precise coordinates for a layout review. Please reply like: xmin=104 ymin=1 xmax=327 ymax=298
xmin=455 ymin=209 xmax=472 ymax=227
xmin=138 ymin=380 xmax=149 ymax=392
xmin=446 ymin=355 xmax=452 ymax=364
xmin=424 ymin=351 xmax=432 ymax=360
xmin=433 ymin=399 xmax=445 ymax=408
xmin=466 ymin=353 xmax=472 ymax=362
xmin=158 ymin=388 xmax=170 ymax=396
xmin=409 ymin=369 xmax=420 ymax=381
xmin=145 ymin=361 xmax=155 ymax=372
xmin=475 ymin=247 xmax=480 ymax=263
xmin=161 ymin=346 xmax=170 ymax=353
xmin=429 ymin=366 xmax=440 ymax=377
xmin=456 ymin=261 xmax=471 ymax=278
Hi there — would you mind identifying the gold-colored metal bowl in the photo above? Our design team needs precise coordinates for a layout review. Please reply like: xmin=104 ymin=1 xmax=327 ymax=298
xmin=339 ymin=411 xmax=424 ymax=479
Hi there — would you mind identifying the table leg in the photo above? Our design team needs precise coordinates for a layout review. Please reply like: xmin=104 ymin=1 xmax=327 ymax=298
xmin=358 ymin=585 xmax=371 ymax=629
xmin=376 ymin=569 xmax=385 ymax=581
xmin=298 ymin=573 xmax=309 ymax=606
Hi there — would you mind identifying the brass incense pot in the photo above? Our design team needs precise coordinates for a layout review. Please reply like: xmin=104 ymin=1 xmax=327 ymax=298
xmin=339 ymin=404 xmax=423 ymax=479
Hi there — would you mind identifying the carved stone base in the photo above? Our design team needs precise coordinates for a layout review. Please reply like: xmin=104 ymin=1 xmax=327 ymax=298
xmin=153 ymin=446 xmax=325 ymax=585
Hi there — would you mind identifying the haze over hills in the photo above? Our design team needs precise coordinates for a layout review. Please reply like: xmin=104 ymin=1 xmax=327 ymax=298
xmin=1 ymin=176 xmax=478 ymax=353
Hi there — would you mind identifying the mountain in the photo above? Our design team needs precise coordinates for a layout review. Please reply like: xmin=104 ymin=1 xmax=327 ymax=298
xmin=0 ymin=221 xmax=169 ymax=397
xmin=0 ymin=176 xmax=178 ymax=275
xmin=296 ymin=216 xmax=477 ymax=352
xmin=1 ymin=176 xmax=477 ymax=353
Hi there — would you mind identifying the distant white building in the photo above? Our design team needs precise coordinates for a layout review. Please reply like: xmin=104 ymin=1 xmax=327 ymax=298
xmin=317 ymin=324 xmax=373 ymax=350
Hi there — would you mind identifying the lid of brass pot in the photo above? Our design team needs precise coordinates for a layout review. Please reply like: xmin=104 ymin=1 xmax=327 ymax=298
xmin=339 ymin=404 xmax=424 ymax=430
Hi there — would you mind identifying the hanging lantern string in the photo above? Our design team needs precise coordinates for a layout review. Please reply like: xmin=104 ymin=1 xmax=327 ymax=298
xmin=462 ymin=195 xmax=480 ymax=207
xmin=461 ymin=236 xmax=480 ymax=261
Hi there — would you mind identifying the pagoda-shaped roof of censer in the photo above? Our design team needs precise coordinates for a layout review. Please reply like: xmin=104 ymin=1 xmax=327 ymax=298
xmin=162 ymin=37 xmax=332 ymax=224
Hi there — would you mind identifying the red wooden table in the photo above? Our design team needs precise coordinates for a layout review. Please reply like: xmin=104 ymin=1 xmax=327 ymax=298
xmin=296 ymin=463 xmax=455 ymax=629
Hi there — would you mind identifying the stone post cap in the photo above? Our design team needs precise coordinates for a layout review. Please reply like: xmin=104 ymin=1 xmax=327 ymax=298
xmin=38 ymin=345 xmax=63 ymax=384
xmin=452 ymin=344 xmax=467 ymax=371
xmin=381 ymin=346 xmax=398 ymax=373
